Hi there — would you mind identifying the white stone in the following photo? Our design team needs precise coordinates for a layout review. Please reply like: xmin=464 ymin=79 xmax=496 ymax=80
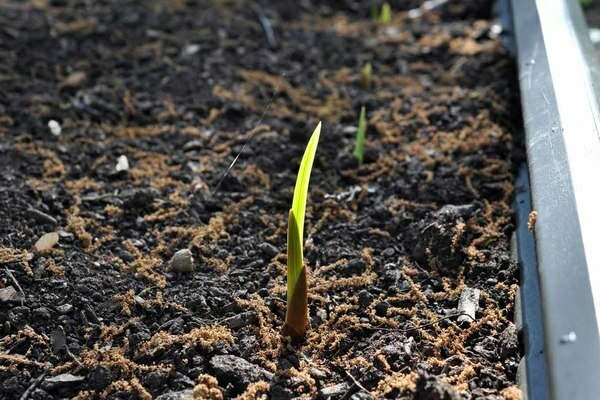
xmin=115 ymin=155 xmax=129 ymax=172
xmin=48 ymin=120 xmax=61 ymax=136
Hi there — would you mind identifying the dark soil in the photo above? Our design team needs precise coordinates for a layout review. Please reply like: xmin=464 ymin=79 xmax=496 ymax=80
xmin=0 ymin=0 xmax=523 ymax=399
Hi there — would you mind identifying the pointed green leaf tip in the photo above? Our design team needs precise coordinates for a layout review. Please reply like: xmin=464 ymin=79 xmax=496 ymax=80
xmin=291 ymin=121 xmax=321 ymax=244
xmin=287 ymin=122 xmax=321 ymax=300
xmin=353 ymin=107 xmax=366 ymax=166
xmin=380 ymin=3 xmax=392 ymax=24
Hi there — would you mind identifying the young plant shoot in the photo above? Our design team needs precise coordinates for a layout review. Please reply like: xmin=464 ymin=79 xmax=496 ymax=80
xmin=370 ymin=1 xmax=379 ymax=22
xmin=353 ymin=106 xmax=367 ymax=166
xmin=380 ymin=3 xmax=392 ymax=24
xmin=281 ymin=122 xmax=321 ymax=340
xmin=361 ymin=62 xmax=373 ymax=89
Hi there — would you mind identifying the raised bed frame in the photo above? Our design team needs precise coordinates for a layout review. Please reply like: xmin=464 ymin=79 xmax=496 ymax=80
xmin=509 ymin=0 xmax=600 ymax=398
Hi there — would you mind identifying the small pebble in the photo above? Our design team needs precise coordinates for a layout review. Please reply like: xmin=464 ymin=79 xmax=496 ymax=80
xmin=45 ymin=373 xmax=85 ymax=384
xmin=48 ymin=120 xmax=62 ymax=136
xmin=382 ymin=247 xmax=396 ymax=257
xmin=457 ymin=287 xmax=480 ymax=323
xmin=309 ymin=367 xmax=327 ymax=381
xmin=56 ymin=304 xmax=73 ymax=314
xmin=170 ymin=249 xmax=194 ymax=272
xmin=257 ymin=242 xmax=279 ymax=258
xmin=183 ymin=43 xmax=201 ymax=56
xmin=34 ymin=232 xmax=59 ymax=253
xmin=358 ymin=289 xmax=374 ymax=307
xmin=375 ymin=301 xmax=390 ymax=317
xmin=59 ymin=71 xmax=86 ymax=88
xmin=115 ymin=155 xmax=130 ymax=172
xmin=0 ymin=286 xmax=21 ymax=303
xmin=27 ymin=208 xmax=58 ymax=225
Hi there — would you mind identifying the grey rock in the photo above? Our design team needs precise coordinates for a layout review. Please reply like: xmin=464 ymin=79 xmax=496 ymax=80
xmin=499 ymin=323 xmax=519 ymax=358
xmin=155 ymin=390 xmax=193 ymax=400
xmin=318 ymin=382 xmax=350 ymax=399
xmin=51 ymin=327 xmax=67 ymax=354
xmin=257 ymin=288 xmax=270 ymax=298
xmin=144 ymin=371 xmax=169 ymax=390
xmin=119 ymin=250 xmax=134 ymax=262
xmin=171 ymin=371 xmax=195 ymax=387
xmin=309 ymin=368 xmax=327 ymax=381
xmin=56 ymin=304 xmax=74 ymax=314
xmin=8 ymin=306 xmax=29 ymax=326
xmin=210 ymin=355 xmax=273 ymax=389
xmin=227 ymin=311 xmax=258 ymax=329
xmin=33 ymin=307 xmax=52 ymax=320
xmin=381 ymin=247 xmax=395 ymax=257
xmin=258 ymin=242 xmax=279 ymax=258
xmin=375 ymin=301 xmax=390 ymax=317
xmin=347 ymin=259 xmax=366 ymax=274
xmin=170 ymin=249 xmax=194 ymax=272
xmin=457 ymin=287 xmax=480 ymax=323
xmin=34 ymin=232 xmax=59 ymax=253
xmin=183 ymin=140 xmax=204 ymax=152
xmin=350 ymin=392 xmax=376 ymax=400
xmin=45 ymin=374 xmax=85 ymax=384
xmin=357 ymin=290 xmax=374 ymax=307
xmin=0 ymin=286 xmax=21 ymax=303
xmin=88 ymin=365 xmax=113 ymax=391
xmin=434 ymin=204 xmax=475 ymax=219
xmin=27 ymin=208 xmax=58 ymax=225
xmin=414 ymin=372 xmax=459 ymax=400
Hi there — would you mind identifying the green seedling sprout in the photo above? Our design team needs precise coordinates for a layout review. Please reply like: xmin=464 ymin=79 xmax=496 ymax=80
xmin=361 ymin=62 xmax=373 ymax=89
xmin=370 ymin=2 xmax=380 ymax=22
xmin=353 ymin=106 xmax=367 ymax=166
xmin=281 ymin=122 xmax=321 ymax=340
xmin=380 ymin=2 xmax=392 ymax=24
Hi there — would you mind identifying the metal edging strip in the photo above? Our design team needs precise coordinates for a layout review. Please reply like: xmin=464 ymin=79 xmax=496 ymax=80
xmin=511 ymin=0 xmax=600 ymax=399
xmin=513 ymin=164 xmax=549 ymax=400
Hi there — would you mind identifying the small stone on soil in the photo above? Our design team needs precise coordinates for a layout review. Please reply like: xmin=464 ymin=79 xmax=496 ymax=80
xmin=226 ymin=311 xmax=258 ymax=329
xmin=414 ymin=372 xmax=459 ymax=400
xmin=47 ymin=119 xmax=62 ymax=136
xmin=318 ymin=382 xmax=350 ymax=399
xmin=499 ymin=323 xmax=519 ymax=357
xmin=347 ymin=258 xmax=366 ymax=274
xmin=155 ymin=389 xmax=193 ymax=400
xmin=375 ymin=301 xmax=390 ymax=317
xmin=358 ymin=290 xmax=374 ymax=307
xmin=0 ymin=286 xmax=21 ymax=303
xmin=169 ymin=249 xmax=194 ymax=272
xmin=34 ymin=232 xmax=59 ymax=253
xmin=59 ymin=71 xmax=86 ymax=88
xmin=115 ymin=155 xmax=130 ymax=172
xmin=45 ymin=374 xmax=85 ymax=384
xmin=457 ymin=287 xmax=480 ymax=323
xmin=56 ymin=303 xmax=73 ymax=314
xmin=258 ymin=242 xmax=279 ymax=258
xmin=51 ymin=326 xmax=67 ymax=354
xmin=210 ymin=355 xmax=273 ymax=390
xmin=309 ymin=368 xmax=328 ymax=381
xmin=27 ymin=208 xmax=58 ymax=225
xmin=183 ymin=139 xmax=204 ymax=151
xmin=33 ymin=307 xmax=51 ymax=320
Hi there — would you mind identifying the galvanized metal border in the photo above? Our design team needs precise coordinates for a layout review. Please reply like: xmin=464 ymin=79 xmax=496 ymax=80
xmin=510 ymin=0 xmax=600 ymax=398
xmin=512 ymin=164 xmax=549 ymax=400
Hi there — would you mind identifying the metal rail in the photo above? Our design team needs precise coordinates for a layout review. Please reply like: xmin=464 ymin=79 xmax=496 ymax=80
xmin=510 ymin=0 xmax=600 ymax=398
xmin=512 ymin=164 xmax=550 ymax=400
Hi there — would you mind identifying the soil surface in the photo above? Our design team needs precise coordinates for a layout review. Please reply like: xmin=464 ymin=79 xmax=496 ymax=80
xmin=0 ymin=0 xmax=523 ymax=399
